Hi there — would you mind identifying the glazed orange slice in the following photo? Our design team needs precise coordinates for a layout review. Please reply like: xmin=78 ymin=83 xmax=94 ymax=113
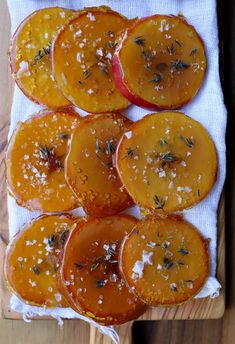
xmin=116 ymin=112 xmax=217 ymax=213
xmin=10 ymin=7 xmax=76 ymax=107
xmin=113 ymin=15 xmax=207 ymax=110
xmin=120 ymin=215 xmax=210 ymax=306
xmin=6 ymin=110 xmax=81 ymax=212
xmin=4 ymin=214 xmax=78 ymax=307
xmin=52 ymin=6 xmax=129 ymax=113
xmin=65 ymin=113 xmax=133 ymax=217
xmin=59 ymin=215 xmax=147 ymax=324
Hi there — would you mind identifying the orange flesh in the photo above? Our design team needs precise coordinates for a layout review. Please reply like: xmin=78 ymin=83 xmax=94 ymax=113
xmin=120 ymin=216 xmax=209 ymax=306
xmin=10 ymin=7 xmax=75 ymax=107
xmin=52 ymin=8 xmax=129 ymax=112
xmin=4 ymin=215 xmax=78 ymax=307
xmin=65 ymin=113 xmax=133 ymax=217
xmin=6 ymin=110 xmax=81 ymax=212
xmin=60 ymin=216 xmax=147 ymax=324
xmin=116 ymin=112 xmax=217 ymax=213
xmin=118 ymin=15 xmax=207 ymax=108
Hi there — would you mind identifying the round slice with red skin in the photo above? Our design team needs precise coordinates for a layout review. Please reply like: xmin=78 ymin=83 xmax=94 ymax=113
xmin=65 ymin=113 xmax=133 ymax=217
xmin=113 ymin=14 xmax=207 ymax=110
xmin=116 ymin=112 xmax=217 ymax=214
xmin=59 ymin=215 xmax=147 ymax=324
xmin=52 ymin=6 xmax=129 ymax=113
xmin=4 ymin=214 xmax=79 ymax=307
xmin=9 ymin=7 xmax=76 ymax=108
xmin=119 ymin=215 xmax=210 ymax=306
xmin=6 ymin=109 xmax=81 ymax=212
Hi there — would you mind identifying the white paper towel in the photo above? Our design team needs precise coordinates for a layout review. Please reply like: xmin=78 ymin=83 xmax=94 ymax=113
xmin=6 ymin=0 xmax=226 ymax=342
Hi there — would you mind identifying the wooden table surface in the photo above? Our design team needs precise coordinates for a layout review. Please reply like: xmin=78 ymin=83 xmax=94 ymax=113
xmin=0 ymin=0 xmax=234 ymax=343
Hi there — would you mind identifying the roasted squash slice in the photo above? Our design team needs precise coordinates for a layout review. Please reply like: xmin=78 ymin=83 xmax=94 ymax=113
xmin=9 ymin=7 xmax=77 ymax=108
xmin=113 ymin=15 xmax=207 ymax=110
xmin=58 ymin=215 xmax=147 ymax=324
xmin=4 ymin=214 xmax=78 ymax=307
xmin=65 ymin=113 xmax=133 ymax=217
xmin=116 ymin=112 xmax=217 ymax=213
xmin=6 ymin=110 xmax=81 ymax=212
xmin=119 ymin=215 xmax=210 ymax=306
xmin=52 ymin=6 xmax=129 ymax=113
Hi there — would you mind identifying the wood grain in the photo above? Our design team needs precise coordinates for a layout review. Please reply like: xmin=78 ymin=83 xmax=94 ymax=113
xmin=0 ymin=0 xmax=226 ymax=343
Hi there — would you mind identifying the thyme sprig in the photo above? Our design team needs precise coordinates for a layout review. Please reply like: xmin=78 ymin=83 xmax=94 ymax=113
xmin=161 ymin=151 xmax=178 ymax=163
xmin=39 ymin=145 xmax=64 ymax=172
xmin=179 ymin=134 xmax=194 ymax=148
xmin=32 ymin=41 xmax=52 ymax=65
xmin=95 ymin=138 xmax=115 ymax=168
xmin=122 ymin=147 xmax=138 ymax=159
xmin=154 ymin=195 xmax=165 ymax=209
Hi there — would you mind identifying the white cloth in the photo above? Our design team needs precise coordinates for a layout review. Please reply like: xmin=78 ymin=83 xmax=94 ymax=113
xmin=6 ymin=0 xmax=226 ymax=342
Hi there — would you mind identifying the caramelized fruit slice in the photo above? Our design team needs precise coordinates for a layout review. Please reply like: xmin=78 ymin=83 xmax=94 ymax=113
xmin=6 ymin=110 xmax=81 ymax=212
xmin=65 ymin=113 xmax=133 ymax=217
xmin=120 ymin=215 xmax=210 ymax=306
xmin=59 ymin=215 xmax=147 ymax=324
xmin=10 ymin=7 xmax=76 ymax=107
xmin=52 ymin=7 xmax=129 ymax=113
xmin=113 ymin=15 xmax=207 ymax=110
xmin=4 ymin=214 xmax=78 ymax=307
xmin=116 ymin=112 xmax=217 ymax=213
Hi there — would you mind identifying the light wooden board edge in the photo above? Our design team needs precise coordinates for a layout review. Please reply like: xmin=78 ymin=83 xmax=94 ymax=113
xmin=0 ymin=0 xmax=225 ymax=343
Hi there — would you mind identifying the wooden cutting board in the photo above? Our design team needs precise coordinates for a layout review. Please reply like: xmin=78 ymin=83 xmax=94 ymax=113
xmin=0 ymin=0 xmax=225 ymax=343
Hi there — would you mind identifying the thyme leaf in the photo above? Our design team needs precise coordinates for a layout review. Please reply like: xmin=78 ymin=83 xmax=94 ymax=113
xmin=167 ymin=43 xmax=174 ymax=55
xmin=175 ymin=39 xmax=182 ymax=47
xmin=96 ymin=279 xmax=107 ymax=288
xmin=172 ymin=59 xmax=190 ymax=71
xmin=75 ymin=262 xmax=87 ymax=270
xmin=48 ymin=234 xmax=56 ymax=248
xmin=141 ymin=49 xmax=155 ymax=62
xmin=134 ymin=36 xmax=145 ymax=46
xmin=164 ymin=258 xmax=173 ymax=270
xmin=190 ymin=48 xmax=198 ymax=57
xmin=150 ymin=74 xmax=163 ymax=83
xmin=170 ymin=283 xmax=178 ymax=292
xmin=84 ymin=69 xmax=92 ymax=79
xmin=33 ymin=265 xmax=41 ymax=275
xmin=178 ymin=248 xmax=189 ymax=256
xmin=122 ymin=147 xmax=137 ymax=159
xmin=59 ymin=132 xmax=69 ymax=140
xmin=160 ymin=138 xmax=167 ymax=146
